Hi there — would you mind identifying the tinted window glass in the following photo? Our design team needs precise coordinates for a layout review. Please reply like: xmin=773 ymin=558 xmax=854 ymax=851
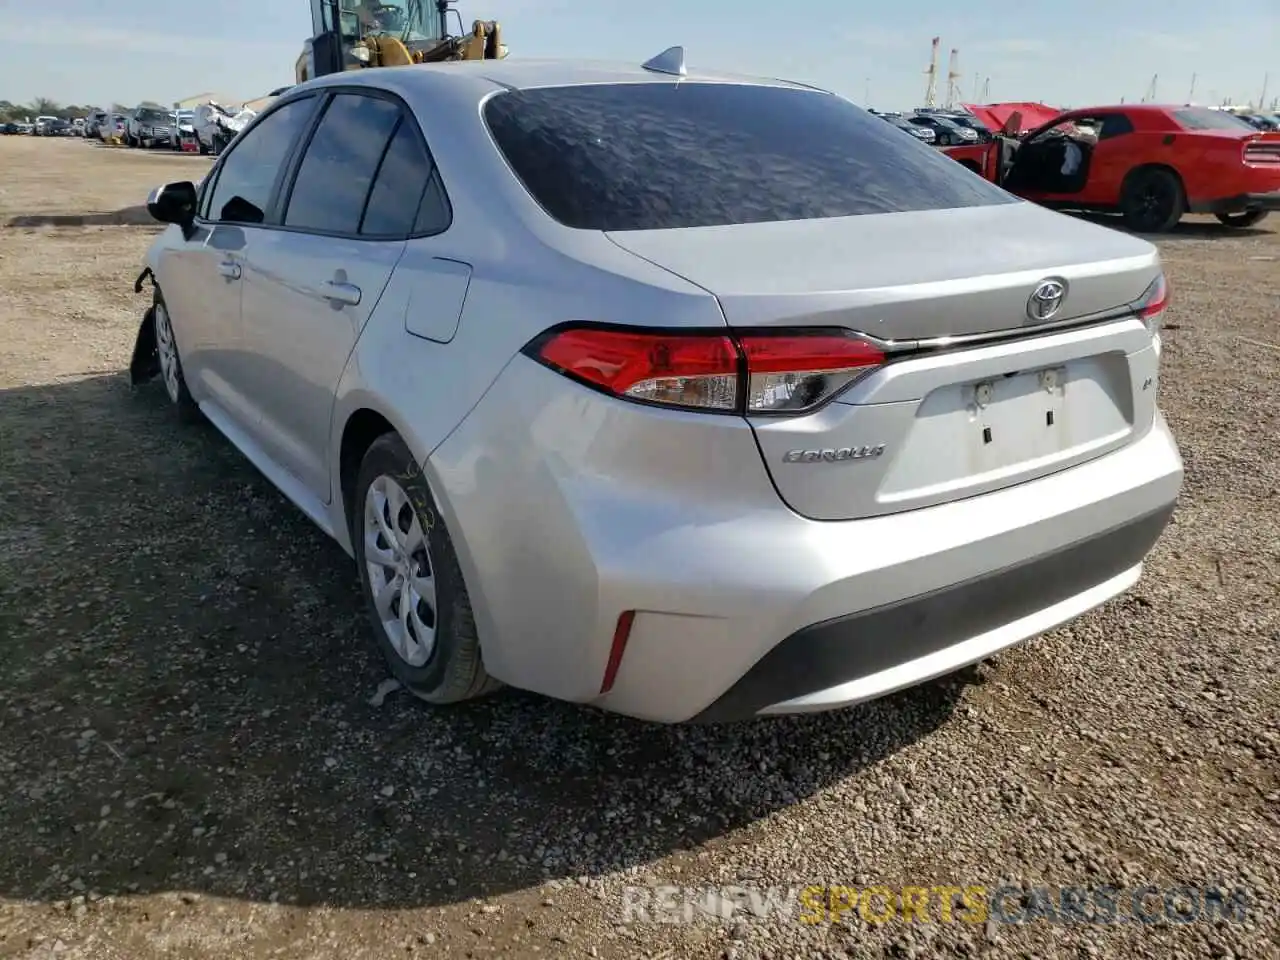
xmin=484 ymin=83 xmax=1015 ymax=231
xmin=1173 ymin=108 xmax=1254 ymax=132
xmin=360 ymin=118 xmax=439 ymax=236
xmin=414 ymin=174 xmax=451 ymax=234
xmin=1097 ymin=114 xmax=1134 ymax=139
xmin=207 ymin=98 xmax=314 ymax=224
xmin=285 ymin=94 xmax=402 ymax=234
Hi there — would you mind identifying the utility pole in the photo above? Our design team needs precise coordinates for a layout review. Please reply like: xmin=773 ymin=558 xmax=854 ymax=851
xmin=1188 ymin=73 xmax=1196 ymax=104
xmin=1260 ymin=74 xmax=1269 ymax=111
xmin=1142 ymin=74 xmax=1158 ymax=103
xmin=981 ymin=77 xmax=990 ymax=101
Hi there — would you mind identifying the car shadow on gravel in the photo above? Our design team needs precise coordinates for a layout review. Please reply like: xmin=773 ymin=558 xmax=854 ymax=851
xmin=4 ymin=207 xmax=156 ymax=228
xmin=1071 ymin=211 xmax=1273 ymax=242
xmin=0 ymin=373 xmax=971 ymax=911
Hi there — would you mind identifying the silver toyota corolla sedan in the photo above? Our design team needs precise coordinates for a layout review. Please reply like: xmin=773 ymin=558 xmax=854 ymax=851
xmin=131 ymin=50 xmax=1183 ymax=724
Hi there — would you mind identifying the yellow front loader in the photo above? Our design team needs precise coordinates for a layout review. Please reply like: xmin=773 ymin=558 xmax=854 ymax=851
xmin=296 ymin=0 xmax=505 ymax=84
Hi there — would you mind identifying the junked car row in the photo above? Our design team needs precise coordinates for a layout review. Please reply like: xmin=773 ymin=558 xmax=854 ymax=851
xmin=76 ymin=101 xmax=258 ymax=154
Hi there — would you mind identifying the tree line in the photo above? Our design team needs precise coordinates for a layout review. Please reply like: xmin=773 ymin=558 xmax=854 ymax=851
xmin=0 ymin=98 xmax=129 ymax=122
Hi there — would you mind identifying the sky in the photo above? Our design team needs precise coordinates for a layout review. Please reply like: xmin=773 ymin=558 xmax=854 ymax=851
xmin=1 ymin=0 xmax=1276 ymax=112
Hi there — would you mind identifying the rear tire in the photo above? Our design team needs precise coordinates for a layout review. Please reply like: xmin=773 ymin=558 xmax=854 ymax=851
xmin=1215 ymin=210 xmax=1269 ymax=229
xmin=352 ymin=434 xmax=500 ymax=706
xmin=1121 ymin=167 xmax=1185 ymax=233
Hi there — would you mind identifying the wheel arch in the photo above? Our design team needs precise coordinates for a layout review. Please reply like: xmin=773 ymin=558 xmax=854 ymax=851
xmin=1121 ymin=162 xmax=1186 ymax=199
xmin=331 ymin=399 xmax=468 ymax=564
xmin=333 ymin=399 xmax=498 ymax=672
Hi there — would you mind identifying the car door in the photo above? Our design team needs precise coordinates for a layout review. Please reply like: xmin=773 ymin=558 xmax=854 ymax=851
xmin=1071 ymin=113 xmax=1136 ymax=206
xmin=161 ymin=95 xmax=318 ymax=426
xmin=1011 ymin=114 xmax=1135 ymax=204
xmin=237 ymin=90 xmax=437 ymax=503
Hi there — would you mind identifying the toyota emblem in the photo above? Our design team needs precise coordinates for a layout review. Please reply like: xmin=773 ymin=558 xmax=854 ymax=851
xmin=1027 ymin=278 xmax=1067 ymax=322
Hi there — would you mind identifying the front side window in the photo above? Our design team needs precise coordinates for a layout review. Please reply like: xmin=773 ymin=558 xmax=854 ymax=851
xmin=206 ymin=97 xmax=315 ymax=224
xmin=484 ymin=82 xmax=1017 ymax=231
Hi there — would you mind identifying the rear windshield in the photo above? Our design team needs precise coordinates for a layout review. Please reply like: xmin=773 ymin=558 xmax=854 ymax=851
xmin=483 ymin=82 xmax=1016 ymax=231
xmin=1172 ymin=108 xmax=1255 ymax=132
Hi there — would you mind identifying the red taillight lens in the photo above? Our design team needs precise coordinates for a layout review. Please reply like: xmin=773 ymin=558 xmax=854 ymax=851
xmin=535 ymin=328 xmax=740 ymax=411
xmin=1135 ymin=273 xmax=1169 ymax=346
xmin=1137 ymin=273 xmax=1169 ymax=320
xmin=738 ymin=333 xmax=885 ymax=413
xmin=528 ymin=326 xmax=885 ymax=414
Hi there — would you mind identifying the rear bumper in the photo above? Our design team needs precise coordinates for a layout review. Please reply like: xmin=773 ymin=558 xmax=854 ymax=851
xmin=1190 ymin=191 xmax=1280 ymax=214
xmin=691 ymin=504 xmax=1170 ymax=722
xmin=432 ymin=352 xmax=1184 ymax=724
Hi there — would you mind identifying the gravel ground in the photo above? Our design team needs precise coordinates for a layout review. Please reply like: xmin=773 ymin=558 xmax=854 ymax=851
xmin=0 ymin=136 xmax=1277 ymax=960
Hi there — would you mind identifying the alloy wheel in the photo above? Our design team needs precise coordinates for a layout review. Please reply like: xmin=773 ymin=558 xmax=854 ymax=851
xmin=153 ymin=303 xmax=181 ymax=404
xmin=363 ymin=475 xmax=437 ymax=668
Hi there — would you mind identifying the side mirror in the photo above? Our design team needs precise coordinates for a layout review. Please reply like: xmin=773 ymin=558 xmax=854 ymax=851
xmin=147 ymin=181 xmax=198 ymax=237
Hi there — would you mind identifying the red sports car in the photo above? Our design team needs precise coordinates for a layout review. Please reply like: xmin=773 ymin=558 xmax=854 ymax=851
xmin=943 ymin=104 xmax=1280 ymax=232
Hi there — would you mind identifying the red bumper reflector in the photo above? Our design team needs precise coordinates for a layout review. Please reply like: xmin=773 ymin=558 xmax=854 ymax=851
xmin=600 ymin=610 xmax=636 ymax=694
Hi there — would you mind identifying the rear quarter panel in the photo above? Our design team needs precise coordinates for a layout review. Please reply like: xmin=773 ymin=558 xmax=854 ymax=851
xmin=1086 ymin=131 xmax=1272 ymax=207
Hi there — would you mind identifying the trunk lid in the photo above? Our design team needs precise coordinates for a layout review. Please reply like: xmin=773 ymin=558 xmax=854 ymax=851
xmin=607 ymin=203 xmax=1163 ymax=520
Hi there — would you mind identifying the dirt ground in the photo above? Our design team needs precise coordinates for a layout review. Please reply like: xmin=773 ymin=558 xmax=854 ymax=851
xmin=0 ymin=135 xmax=1277 ymax=960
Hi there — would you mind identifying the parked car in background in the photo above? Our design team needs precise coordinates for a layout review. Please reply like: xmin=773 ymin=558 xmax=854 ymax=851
xmin=170 ymin=110 xmax=199 ymax=151
xmin=937 ymin=111 xmax=994 ymax=142
xmin=907 ymin=113 xmax=979 ymax=145
xmin=84 ymin=109 xmax=108 ymax=138
xmin=98 ymin=113 xmax=129 ymax=142
xmin=32 ymin=115 xmax=59 ymax=135
xmin=35 ymin=118 xmax=74 ymax=137
xmin=134 ymin=61 xmax=1181 ymax=724
xmin=1237 ymin=113 xmax=1279 ymax=131
xmin=127 ymin=105 xmax=173 ymax=148
xmin=876 ymin=111 xmax=938 ymax=144
xmin=0 ymin=121 xmax=23 ymax=135
xmin=942 ymin=104 xmax=1280 ymax=231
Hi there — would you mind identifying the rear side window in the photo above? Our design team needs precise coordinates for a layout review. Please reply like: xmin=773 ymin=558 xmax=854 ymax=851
xmin=284 ymin=93 xmax=402 ymax=234
xmin=1172 ymin=108 xmax=1254 ymax=132
xmin=483 ymin=82 xmax=1015 ymax=231
xmin=360 ymin=119 xmax=451 ymax=236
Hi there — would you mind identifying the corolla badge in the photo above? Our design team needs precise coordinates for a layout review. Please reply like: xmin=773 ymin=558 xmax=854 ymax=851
xmin=1027 ymin=278 xmax=1067 ymax=322
xmin=782 ymin=445 xmax=886 ymax=464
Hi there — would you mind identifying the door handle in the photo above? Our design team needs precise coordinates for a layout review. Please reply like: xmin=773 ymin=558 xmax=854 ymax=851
xmin=321 ymin=280 xmax=361 ymax=306
xmin=217 ymin=260 xmax=241 ymax=280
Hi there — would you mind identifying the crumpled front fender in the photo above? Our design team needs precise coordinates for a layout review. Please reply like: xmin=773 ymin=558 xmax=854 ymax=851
xmin=129 ymin=266 xmax=159 ymax=386
xmin=130 ymin=306 xmax=159 ymax=386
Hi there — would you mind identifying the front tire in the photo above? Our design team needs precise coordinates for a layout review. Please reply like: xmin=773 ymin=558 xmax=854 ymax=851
xmin=1215 ymin=210 xmax=1269 ymax=229
xmin=152 ymin=289 xmax=200 ymax=423
xmin=352 ymin=434 xmax=499 ymax=705
xmin=1121 ymin=167 xmax=1185 ymax=233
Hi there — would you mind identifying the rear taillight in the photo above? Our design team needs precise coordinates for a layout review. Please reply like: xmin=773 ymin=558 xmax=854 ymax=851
xmin=739 ymin=333 xmax=884 ymax=412
xmin=1243 ymin=141 xmax=1280 ymax=165
xmin=1134 ymin=273 xmax=1169 ymax=353
xmin=526 ymin=326 xmax=885 ymax=415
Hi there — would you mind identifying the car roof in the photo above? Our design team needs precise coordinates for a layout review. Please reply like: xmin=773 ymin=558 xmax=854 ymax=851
xmin=292 ymin=57 xmax=832 ymax=104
